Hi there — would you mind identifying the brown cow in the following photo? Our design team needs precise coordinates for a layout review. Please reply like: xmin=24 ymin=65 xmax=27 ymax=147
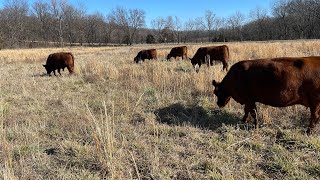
xmin=134 ymin=49 xmax=157 ymax=63
xmin=190 ymin=45 xmax=229 ymax=72
xmin=167 ymin=46 xmax=188 ymax=60
xmin=212 ymin=56 xmax=320 ymax=135
xmin=43 ymin=52 xmax=74 ymax=76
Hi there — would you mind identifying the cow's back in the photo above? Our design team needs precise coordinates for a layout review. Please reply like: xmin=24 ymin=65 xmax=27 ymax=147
xmin=168 ymin=46 xmax=187 ymax=60
xmin=207 ymin=45 xmax=229 ymax=60
xmin=224 ymin=56 xmax=320 ymax=106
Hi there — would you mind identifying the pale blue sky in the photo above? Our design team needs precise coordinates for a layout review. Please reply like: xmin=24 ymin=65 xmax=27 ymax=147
xmin=2 ymin=0 xmax=274 ymax=26
xmin=75 ymin=0 xmax=273 ymax=25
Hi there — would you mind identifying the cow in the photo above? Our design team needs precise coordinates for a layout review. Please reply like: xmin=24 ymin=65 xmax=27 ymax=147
xmin=190 ymin=45 xmax=229 ymax=72
xmin=134 ymin=49 xmax=157 ymax=63
xmin=212 ymin=56 xmax=320 ymax=135
xmin=167 ymin=46 xmax=188 ymax=60
xmin=43 ymin=52 xmax=74 ymax=76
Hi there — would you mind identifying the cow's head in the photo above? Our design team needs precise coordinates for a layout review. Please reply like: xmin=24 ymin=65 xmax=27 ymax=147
xmin=189 ymin=58 xmax=200 ymax=73
xmin=166 ymin=54 xmax=171 ymax=60
xmin=212 ymin=80 xmax=231 ymax=107
xmin=134 ymin=56 xmax=139 ymax=63
xmin=43 ymin=64 xmax=50 ymax=74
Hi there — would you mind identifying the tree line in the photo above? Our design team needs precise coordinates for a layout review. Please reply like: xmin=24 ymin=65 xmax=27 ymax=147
xmin=0 ymin=0 xmax=319 ymax=49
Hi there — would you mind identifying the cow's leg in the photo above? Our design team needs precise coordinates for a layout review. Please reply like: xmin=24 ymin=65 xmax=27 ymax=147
xmin=223 ymin=61 xmax=229 ymax=71
xmin=307 ymin=104 xmax=320 ymax=135
xmin=243 ymin=104 xmax=250 ymax=123
xmin=58 ymin=68 xmax=61 ymax=75
xmin=243 ymin=103 xmax=257 ymax=125
xmin=53 ymin=70 xmax=57 ymax=76
xmin=205 ymin=55 xmax=210 ymax=67
xmin=250 ymin=103 xmax=258 ymax=127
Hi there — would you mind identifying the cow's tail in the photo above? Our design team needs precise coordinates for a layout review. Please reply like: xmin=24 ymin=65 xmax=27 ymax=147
xmin=226 ymin=46 xmax=230 ymax=60
xmin=69 ymin=52 xmax=74 ymax=61
xmin=69 ymin=52 xmax=75 ymax=73
xmin=225 ymin=46 xmax=230 ymax=71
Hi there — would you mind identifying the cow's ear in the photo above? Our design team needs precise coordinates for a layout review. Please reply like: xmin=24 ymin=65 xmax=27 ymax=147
xmin=212 ymin=80 xmax=219 ymax=87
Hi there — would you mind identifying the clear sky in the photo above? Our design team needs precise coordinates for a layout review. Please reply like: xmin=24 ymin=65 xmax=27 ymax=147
xmin=2 ymin=0 xmax=274 ymax=26
xmin=77 ymin=0 xmax=273 ymax=25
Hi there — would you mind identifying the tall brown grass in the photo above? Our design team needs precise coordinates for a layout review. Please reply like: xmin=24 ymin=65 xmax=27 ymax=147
xmin=1 ymin=40 xmax=320 ymax=179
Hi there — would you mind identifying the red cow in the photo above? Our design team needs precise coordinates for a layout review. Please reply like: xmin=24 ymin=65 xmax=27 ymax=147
xmin=134 ymin=49 xmax=157 ymax=63
xmin=167 ymin=46 xmax=188 ymax=60
xmin=212 ymin=56 xmax=320 ymax=135
xmin=43 ymin=52 xmax=74 ymax=76
xmin=190 ymin=45 xmax=229 ymax=72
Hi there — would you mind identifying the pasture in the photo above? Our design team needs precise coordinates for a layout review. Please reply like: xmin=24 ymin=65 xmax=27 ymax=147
xmin=1 ymin=40 xmax=320 ymax=179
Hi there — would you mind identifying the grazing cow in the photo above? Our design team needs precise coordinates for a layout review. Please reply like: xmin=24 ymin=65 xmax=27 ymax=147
xmin=190 ymin=45 xmax=229 ymax=72
xmin=212 ymin=56 xmax=320 ymax=135
xmin=134 ymin=49 xmax=157 ymax=63
xmin=167 ymin=46 xmax=188 ymax=60
xmin=43 ymin=52 xmax=74 ymax=76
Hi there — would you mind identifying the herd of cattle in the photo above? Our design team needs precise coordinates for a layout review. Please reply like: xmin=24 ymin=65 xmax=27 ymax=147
xmin=42 ymin=45 xmax=320 ymax=135
xmin=133 ymin=45 xmax=229 ymax=72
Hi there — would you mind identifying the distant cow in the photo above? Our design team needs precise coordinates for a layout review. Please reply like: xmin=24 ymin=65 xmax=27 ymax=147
xmin=190 ymin=45 xmax=229 ymax=72
xmin=134 ymin=49 xmax=157 ymax=63
xmin=212 ymin=56 xmax=320 ymax=135
xmin=167 ymin=46 xmax=188 ymax=60
xmin=43 ymin=52 xmax=74 ymax=76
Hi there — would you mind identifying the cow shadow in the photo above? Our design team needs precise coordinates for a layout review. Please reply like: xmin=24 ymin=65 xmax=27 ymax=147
xmin=154 ymin=103 xmax=241 ymax=131
xmin=32 ymin=72 xmax=48 ymax=77
xmin=31 ymin=72 xmax=72 ymax=77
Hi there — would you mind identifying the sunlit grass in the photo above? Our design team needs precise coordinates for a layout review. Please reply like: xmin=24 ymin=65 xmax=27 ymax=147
xmin=0 ymin=40 xmax=320 ymax=179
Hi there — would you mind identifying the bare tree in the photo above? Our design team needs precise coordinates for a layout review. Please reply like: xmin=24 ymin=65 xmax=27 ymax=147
xmin=32 ymin=0 xmax=53 ymax=45
xmin=50 ymin=0 xmax=65 ymax=46
xmin=151 ymin=17 xmax=166 ymax=42
xmin=287 ymin=0 xmax=318 ymax=38
xmin=111 ymin=7 xmax=145 ymax=45
xmin=73 ymin=4 xmax=87 ymax=45
xmin=84 ymin=12 xmax=105 ymax=45
xmin=182 ymin=18 xmax=195 ymax=43
xmin=160 ymin=16 xmax=175 ymax=43
xmin=104 ymin=15 xmax=116 ymax=44
xmin=1 ymin=0 xmax=320 ymax=48
xmin=172 ymin=16 xmax=182 ymax=43
xmin=213 ymin=17 xmax=225 ymax=41
xmin=1 ymin=0 xmax=29 ymax=47
xmin=63 ymin=4 xmax=79 ymax=45
xmin=249 ymin=6 xmax=270 ymax=40
xmin=227 ymin=11 xmax=245 ymax=41
xmin=195 ymin=17 xmax=205 ymax=42
xmin=272 ymin=0 xmax=290 ymax=39
xmin=202 ymin=10 xmax=216 ymax=42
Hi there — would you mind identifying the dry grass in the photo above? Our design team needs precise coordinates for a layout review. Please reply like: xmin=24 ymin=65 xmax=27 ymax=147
xmin=1 ymin=40 xmax=320 ymax=179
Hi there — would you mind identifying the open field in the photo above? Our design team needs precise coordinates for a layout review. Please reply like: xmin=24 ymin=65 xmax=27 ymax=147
xmin=1 ymin=40 xmax=320 ymax=179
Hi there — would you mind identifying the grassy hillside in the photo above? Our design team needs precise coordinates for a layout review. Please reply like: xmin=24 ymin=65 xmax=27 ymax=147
xmin=1 ymin=40 xmax=320 ymax=179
